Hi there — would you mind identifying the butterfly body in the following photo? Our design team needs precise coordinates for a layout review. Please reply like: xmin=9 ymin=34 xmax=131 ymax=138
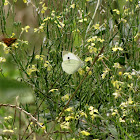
xmin=2 ymin=38 xmax=17 ymax=47
xmin=62 ymin=51 xmax=83 ymax=74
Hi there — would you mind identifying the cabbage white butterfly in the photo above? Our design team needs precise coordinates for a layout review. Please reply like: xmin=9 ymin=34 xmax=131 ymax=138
xmin=62 ymin=51 xmax=83 ymax=74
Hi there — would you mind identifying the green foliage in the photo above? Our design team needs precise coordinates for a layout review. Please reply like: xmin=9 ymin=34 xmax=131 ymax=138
xmin=0 ymin=0 xmax=139 ymax=139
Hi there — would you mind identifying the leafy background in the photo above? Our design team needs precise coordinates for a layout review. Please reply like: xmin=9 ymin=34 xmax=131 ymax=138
xmin=0 ymin=0 xmax=140 ymax=139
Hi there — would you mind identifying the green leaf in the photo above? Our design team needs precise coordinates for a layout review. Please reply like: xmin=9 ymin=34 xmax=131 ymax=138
xmin=0 ymin=78 xmax=34 ymax=103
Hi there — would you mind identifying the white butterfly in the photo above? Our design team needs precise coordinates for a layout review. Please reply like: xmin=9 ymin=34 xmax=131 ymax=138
xmin=62 ymin=51 xmax=84 ymax=74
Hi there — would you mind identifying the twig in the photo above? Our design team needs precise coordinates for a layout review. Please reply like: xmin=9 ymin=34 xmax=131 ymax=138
xmin=0 ymin=103 xmax=47 ymax=134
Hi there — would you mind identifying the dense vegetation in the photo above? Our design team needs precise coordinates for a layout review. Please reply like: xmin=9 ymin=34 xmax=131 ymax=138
xmin=0 ymin=0 xmax=139 ymax=139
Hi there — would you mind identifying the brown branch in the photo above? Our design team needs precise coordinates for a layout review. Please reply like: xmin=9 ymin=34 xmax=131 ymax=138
xmin=0 ymin=103 xmax=47 ymax=134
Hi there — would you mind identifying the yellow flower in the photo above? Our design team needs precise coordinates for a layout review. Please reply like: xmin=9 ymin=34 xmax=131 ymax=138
xmin=41 ymin=126 xmax=46 ymax=130
xmin=86 ymin=66 xmax=90 ymax=71
xmin=112 ymin=109 xmax=118 ymax=116
xmin=65 ymin=116 xmax=74 ymax=121
xmin=123 ymin=72 xmax=132 ymax=79
xmin=78 ymin=68 xmax=85 ymax=75
xmin=72 ymin=28 xmax=80 ymax=33
xmin=112 ymin=46 xmax=123 ymax=52
xmin=98 ymin=54 xmax=105 ymax=61
xmin=8 ymin=116 xmax=12 ymax=119
xmin=88 ymin=71 xmax=92 ymax=75
xmin=120 ymin=102 xmax=127 ymax=108
xmin=3 ymin=129 xmax=14 ymax=133
xmin=0 ymin=57 xmax=6 ymax=63
xmin=60 ymin=121 xmax=70 ymax=129
xmin=86 ymin=67 xmax=92 ymax=75
xmin=93 ymin=109 xmax=99 ymax=113
xmin=89 ymin=106 xmax=99 ymax=120
xmin=12 ymin=42 xmax=19 ymax=48
xmin=112 ymin=80 xmax=122 ymax=89
xmin=35 ymin=55 xmax=44 ymax=60
xmin=89 ymin=109 xmax=98 ymax=116
xmin=35 ymin=55 xmax=40 ymax=59
xmin=22 ymin=25 xmax=30 ymax=32
xmin=70 ymin=4 xmax=75 ymax=9
xmin=127 ymin=96 xmax=133 ymax=104
xmin=113 ymin=90 xmax=121 ymax=98
xmin=20 ymin=40 xmax=28 ymax=45
xmin=127 ymin=83 xmax=135 ymax=92
xmin=55 ymin=15 xmax=61 ymax=18
xmin=97 ymin=38 xmax=104 ymax=43
xmin=91 ymin=43 xmax=95 ymax=46
xmin=118 ymin=71 xmax=123 ymax=76
xmin=41 ymin=3 xmax=48 ymax=13
xmin=78 ymin=18 xmax=87 ymax=23
xmin=92 ymin=24 xmax=100 ymax=29
xmin=51 ymin=10 xmax=55 ymax=16
xmin=88 ymin=106 xmax=94 ymax=110
xmin=34 ymin=28 xmax=38 ymax=32
xmin=2 ymin=43 xmax=10 ymax=54
xmin=65 ymin=107 xmax=73 ymax=112
xmin=49 ymin=89 xmax=58 ymax=92
xmin=119 ymin=18 xmax=127 ymax=23
xmin=61 ymin=94 xmax=70 ymax=101
xmin=134 ymin=32 xmax=140 ymax=41
xmin=79 ymin=111 xmax=87 ymax=118
xmin=4 ymin=0 xmax=9 ymax=5
xmin=34 ymin=23 xmax=45 ymax=33
xmin=85 ymin=57 xmax=92 ymax=62
xmin=113 ymin=9 xmax=120 ymax=15
xmin=101 ymin=68 xmax=110 ymax=79
xmin=23 ymin=0 xmax=27 ymax=3
xmin=44 ymin=61 xmax=52 ymax=71
xmin=88 ymin=46 xmax=97 ymax=53
xmin=113 ymin=63 xmax=122 ymax=68
xmin=10 ymin=33 xmax=16 ymax=38
xmin=44 ymin=61 xmax=49 ymax=66
xmin=0 ymin=42 xmax=7 ymax=48
xmin=119 ymin=117 xmax=125 ymax=122
xmin=56 ymin=21 xmax=65 ymax=28
xmin=43 ymin=17 xmax=51 ymax=22
xmin=80 ymin=130 xmax=90 ymax=136
xmin=27 ymin=65 xmax=38 ymax=75
xmin=87 ymin=36 xmax=97 ymax=42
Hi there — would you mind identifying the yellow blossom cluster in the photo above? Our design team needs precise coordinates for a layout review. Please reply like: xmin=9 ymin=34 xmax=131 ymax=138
xmin=113 ymin=9 xmax=120 ymax=15
xmin=61 ymin=94 xmax=70 ymax=101
xmin=0 ymin=42 xmax=10 ymax=54
xmin=35 ymin=55 xmax=45 ymax=61
xmin=80 ymin=130 xmax=90 ymax=136
xmin=27 ymin=65 xmax=38 ymax=75
xmin=88 ymin=106 xmax=99 ymax=120
xmin=4 ymin=116 xmax=12 ymax=120
xmin=101 ymin=68 xmax=110 ymax=79
xmin=49 ymin=89 xmax=58 ymax=92
xmin=112 ymin=46 xmax=123 ymax=52
xmin=86 ymin=35 xmax=104 ymax=54
xmin=22 ymin=26 xmax=30 ymax=32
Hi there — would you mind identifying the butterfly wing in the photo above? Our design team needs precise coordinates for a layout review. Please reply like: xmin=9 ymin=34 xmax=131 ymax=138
xmin=62 ymin=59 xmax=82 ymax=74
xmin=2 ymin=38 xmax=17 ymax=47
xmin=62 ymin=51 xmax=83 ymax=74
